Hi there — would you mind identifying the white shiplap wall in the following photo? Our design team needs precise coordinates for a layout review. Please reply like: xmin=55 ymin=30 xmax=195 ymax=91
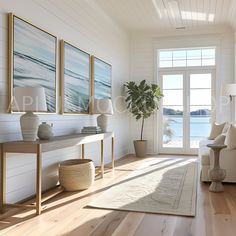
xmin=130 ymin=26 xmax=235 ymax=154
xmin=0 ymin=0 xmax=130 ymax=203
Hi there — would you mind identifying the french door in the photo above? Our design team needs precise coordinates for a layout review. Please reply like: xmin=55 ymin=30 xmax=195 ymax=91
xmin=159 ymin=69 xmax=215 ymax=154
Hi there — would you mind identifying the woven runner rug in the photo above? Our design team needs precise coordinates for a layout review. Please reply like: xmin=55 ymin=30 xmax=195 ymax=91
xmin=88 ymin=157 xmax=198 ymax=216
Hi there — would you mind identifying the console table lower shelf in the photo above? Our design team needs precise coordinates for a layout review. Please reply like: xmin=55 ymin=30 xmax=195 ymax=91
xmin=0 ymin=132 xmax=114 ymax=215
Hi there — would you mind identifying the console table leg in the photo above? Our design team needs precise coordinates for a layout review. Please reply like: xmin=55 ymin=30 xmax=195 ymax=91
xmin=101 ymin=140 xmax=104 ymax=178
xmin=0 ymin=145 xmax=6 ymax=214
xmin=81 ymin=144 xmax=85 ymax=159
xmin=36 ymin=144 xmax=42 ymax=215
xmin=111 ymin=136 xmax=114 ymax=170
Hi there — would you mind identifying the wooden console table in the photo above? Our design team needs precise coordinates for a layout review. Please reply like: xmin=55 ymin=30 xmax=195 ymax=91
xmin=0 ymin=132 xmax=114 ymax=215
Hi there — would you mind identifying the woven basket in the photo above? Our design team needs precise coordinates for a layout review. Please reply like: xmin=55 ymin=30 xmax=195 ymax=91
xmin=59 ymin=159 xmax=95 ymax=191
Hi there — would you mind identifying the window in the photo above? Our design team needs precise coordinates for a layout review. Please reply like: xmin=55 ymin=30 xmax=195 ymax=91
xmin=160 ymin=71 xmax=214 ymax=153
xmin=158 ymin=47 xmax=216 ymax=154
xmin=190 ymin=73 xmax=212 ymax=148
xmin=162 ymin=74 xmax=183 ymax=148
xmin=159 ymin=48 xmax=215 ymax=68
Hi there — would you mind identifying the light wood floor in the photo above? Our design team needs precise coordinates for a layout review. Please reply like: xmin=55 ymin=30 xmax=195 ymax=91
xmin=0 ymin=155 xmax=236 ymax=236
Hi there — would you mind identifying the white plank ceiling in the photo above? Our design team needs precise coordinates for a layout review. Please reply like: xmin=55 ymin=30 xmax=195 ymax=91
xmin=94 ymin=0 xmax=236 ymax=32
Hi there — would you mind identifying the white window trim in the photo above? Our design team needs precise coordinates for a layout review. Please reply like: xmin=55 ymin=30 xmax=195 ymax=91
xmin=153 ymin=35 xmax=220 ymax=154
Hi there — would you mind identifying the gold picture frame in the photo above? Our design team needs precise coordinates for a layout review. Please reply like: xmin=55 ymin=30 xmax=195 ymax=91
xmin=8 ymin=13 xmax=57 ymax=113
xmin=90 ymin=56 xmax=112 ymax=114
xmin=60 ymin=40 xmax=92 ymax=114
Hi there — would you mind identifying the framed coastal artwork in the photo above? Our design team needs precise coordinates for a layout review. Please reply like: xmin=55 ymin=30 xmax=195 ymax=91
xmin=8 ymin=13 xmax=57 ymax=113
xmin=60 ymin=40 xmax=91 ymax=114
xmin=91 ymin=56 xmax=112 ymax=100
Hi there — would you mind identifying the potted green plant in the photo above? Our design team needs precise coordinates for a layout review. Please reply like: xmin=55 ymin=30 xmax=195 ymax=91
xmin=124 ymin=80 xmax=163 ymax=157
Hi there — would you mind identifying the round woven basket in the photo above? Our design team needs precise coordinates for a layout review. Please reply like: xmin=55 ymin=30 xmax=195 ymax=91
xmin=59 ymin=159 xmax=95 ymax=191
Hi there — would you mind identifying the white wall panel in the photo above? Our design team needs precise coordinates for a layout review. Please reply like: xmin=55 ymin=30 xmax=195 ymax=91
xmin=130 ymin=28 xmax=235 ymax=154
xmin=0 ymin=0 xmax=130 ymax=203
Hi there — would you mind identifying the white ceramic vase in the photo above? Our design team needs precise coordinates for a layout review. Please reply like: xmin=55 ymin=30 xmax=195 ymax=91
xmin=97 ymin=114 xmax=109 ymax=133
xmin=20 ymin=111 xmax=39 ymax=141
xmin=37 ymin=122 xmax=54 ymax=140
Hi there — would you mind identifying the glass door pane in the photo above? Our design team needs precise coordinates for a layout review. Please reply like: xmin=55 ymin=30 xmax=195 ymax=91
xmin=160 ymin=71 xmax=213 ymax=154
xmin=190 ymin=73 xmax=212 ymax=148
xmin=162 ymin=74 xmax=183 ymax=148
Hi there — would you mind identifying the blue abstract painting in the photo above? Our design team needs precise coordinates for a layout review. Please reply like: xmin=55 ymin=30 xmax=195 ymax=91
xmin=93 ymin=57 xmax=112 ymax=99
xmin=13 ymin=16 xmax=56 ymax=112
xmin=63 ymin=42 xmax=90 ymax=113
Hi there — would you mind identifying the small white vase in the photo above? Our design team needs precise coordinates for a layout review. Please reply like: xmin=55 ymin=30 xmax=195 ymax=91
xmin=37 ymin=122 xmax=54 ymax=140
